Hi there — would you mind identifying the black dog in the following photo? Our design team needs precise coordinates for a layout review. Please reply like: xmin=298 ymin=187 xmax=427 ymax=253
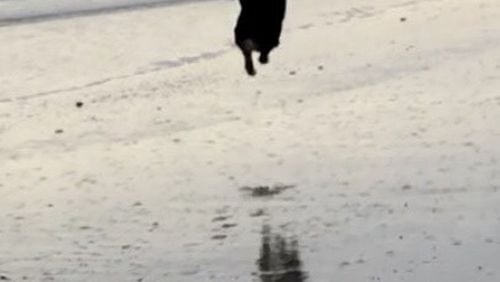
xmin=234 ymin=0 xmax=287 ymax=76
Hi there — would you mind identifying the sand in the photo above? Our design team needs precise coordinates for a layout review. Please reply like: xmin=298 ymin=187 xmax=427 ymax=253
xmin=1 ymin=0 xmax=500 ymax=281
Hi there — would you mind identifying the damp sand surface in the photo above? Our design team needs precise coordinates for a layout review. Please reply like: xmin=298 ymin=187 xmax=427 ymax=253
xmin=1 ymin=0 xmax=500 ymax=281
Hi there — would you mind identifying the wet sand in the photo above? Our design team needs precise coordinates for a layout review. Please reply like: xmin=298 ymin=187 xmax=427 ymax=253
xmin=0 ymin=0 xmax=203 ymax=25
xmin=1 ymin=0 xmax=500 ymax=281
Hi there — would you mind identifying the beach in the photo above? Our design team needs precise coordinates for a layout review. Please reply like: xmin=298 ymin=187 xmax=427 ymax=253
xmin=1 ymin=0 xmax=500 ymax=281
xmin=0 ymin=0 xmax=202 ymax=24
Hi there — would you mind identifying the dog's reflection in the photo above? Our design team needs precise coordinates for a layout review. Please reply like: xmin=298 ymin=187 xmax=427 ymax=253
xmin=257 ymin=224 xmax=307 ymax=282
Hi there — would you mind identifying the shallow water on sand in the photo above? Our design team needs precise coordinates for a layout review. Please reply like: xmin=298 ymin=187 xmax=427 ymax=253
xmin=0 ymin=0 xmax=206 ymax=24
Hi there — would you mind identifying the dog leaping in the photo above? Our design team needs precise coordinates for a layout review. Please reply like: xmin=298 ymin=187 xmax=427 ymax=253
xmin=234 ymin=0 xmax=287 ymax=76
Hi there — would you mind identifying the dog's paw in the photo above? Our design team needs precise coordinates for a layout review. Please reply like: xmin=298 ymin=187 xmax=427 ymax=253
xmin=246 ymin=67 xmax=257 ymax=76
xmin=245 ymin=60 xmax=256 ymax=76
xmin=259 ymin=54 xmax=269 ymax=64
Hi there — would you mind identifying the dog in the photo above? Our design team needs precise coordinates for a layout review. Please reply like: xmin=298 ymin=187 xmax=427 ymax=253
xmin=234 ymin=0 xmax=287 ymax=76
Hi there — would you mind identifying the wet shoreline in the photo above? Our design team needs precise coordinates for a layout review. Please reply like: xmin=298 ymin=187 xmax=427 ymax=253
xmin=1 ymin=0 xmax=500 ymax=280
xmin=0 ymin=0 xmax=211 ymax=27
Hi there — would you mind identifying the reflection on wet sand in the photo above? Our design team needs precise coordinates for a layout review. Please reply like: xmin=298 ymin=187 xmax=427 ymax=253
xmin=257 ymin=224 xmax=307 ymax=282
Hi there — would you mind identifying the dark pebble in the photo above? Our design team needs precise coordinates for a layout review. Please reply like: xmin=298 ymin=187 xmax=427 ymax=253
xmin=221 ymin=223 xmax=237 ymax=229
xmin=212 ymin=216 xmax=229 ymax=222
xmin=339 ymin=261 xmax=350 ymax=267
xmin=211 ymin=234 xmax=227 ymax=240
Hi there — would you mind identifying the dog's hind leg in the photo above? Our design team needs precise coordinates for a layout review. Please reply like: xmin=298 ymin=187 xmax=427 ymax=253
xmin=258 ymin=52 xmax=269 ymax=64
xmin=240 ymin=39 xmax=256 ymax=76
xmin=244 ymin=51 xmax=256 ymax=76
xmin=259 ymin=45 xmax=276 ymax=64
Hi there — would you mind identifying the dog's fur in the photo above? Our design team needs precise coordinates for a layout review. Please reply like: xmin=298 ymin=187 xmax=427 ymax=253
xmin=234 ymin=0 xmax=287 ymax=76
